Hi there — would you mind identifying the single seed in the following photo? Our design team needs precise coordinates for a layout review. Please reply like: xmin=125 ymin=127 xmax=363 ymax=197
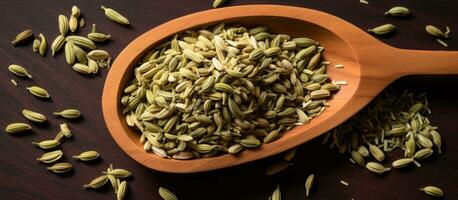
xmin=368 ymin=24 xmax=395 ymax=35
xmin=22 ymin=109 xmax=47 ymax=123
xmin=414 ymin=148 xmax=434 ymax=160
xmin=101 ymin=6 xmax=130 ymax=25
xmin=271 ymin=185 xmax=281 ymax=200
xmin=53 ymin=109 xmax=81 ymax=119
xmin=36 ymin=150 xmax=63 ymax=164
xmin=51 ymin=35 xmax=65 ymax=56
xmin=117 ymin=181 xmax=127 ymax=200
xmin=350 ymin=151 xmax=365 ymax=166
xmin=8 ymin=64 xmax=32 ymax=78
xmin=58 ymin=14 xmax=69 ymax=35
xmin=305 ymin=174 xmax=314 ymax=196
xmin=103 ymin=168 xmax=131 ymax=178
xmin=369 ymin=144 xmax=385 ymax=161
xmin=420 ymin=186 xmax=444 ymax=197
xmin=38 ymin=33 xmax=47 ymax=56
xmin=87 ymin=49 xmax=110 ymax=60
xmin=11 ymin=29 xmax=33 ymax=45
xmin=47 ymin=162 xmax=72 ymax=173
xmin=83 ymin=175 xmax=109 ymax=189
xmin=32 ymin=140 xmax=60 ymax=150
xmin=213 ymin=0 xmax=226 ymax=8
xmin=392 ymin=158 xmax=413 ymax=168
xmin=158 ymin=187 xmax=178 ymax=200
xmin=425 ymin=25 xmax=448 ymax=38
xmin=26 ymin=86 xmax=50 ymax=98
xmin=366 ymin=162 xmax=390 ymax=174
xmin=385 ymin=6 xmax=410 ymax=17
xmin=87 ymin=32 xmax=111 ymax=42
xmin=5 ymin=122 xmax=32 ymax=134
xmin=32 ymin=39 xmax=40 ymax=53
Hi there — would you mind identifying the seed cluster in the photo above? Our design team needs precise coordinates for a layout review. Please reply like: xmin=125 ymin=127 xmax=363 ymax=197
xmin=122 ymin=23 xmax=340 ymax=160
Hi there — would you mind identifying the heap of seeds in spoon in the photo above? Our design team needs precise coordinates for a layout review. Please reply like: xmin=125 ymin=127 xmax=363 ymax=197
xmin=121 ymin=23 xmax=341 ymax=159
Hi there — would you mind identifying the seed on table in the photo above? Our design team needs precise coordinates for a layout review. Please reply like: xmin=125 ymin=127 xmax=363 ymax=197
xmin=158 ymin=187 xmax=178 ymax=200
xmin=366 ymin=162 xmax=390 ymax=174
xmin=367 ymin=24 xmax=395 ymax=35
xmin=26 ymin=86 xmax=50 ymax=99
xmin=36 ymin=150 xmax=63 ymax=164
xmin=420 ymin=186 xmax=444 ymax=197
xmin=117 ymin=181 xmax=127 ymax=200
xmin=392 ymin=158 xmax=413 ymax=168
xmin=305 ymin=174 xmax=314 ymax=197
xmin=101 ymin=6 xmax=130 ymax=25
xmin=213 ymin=0 xmax=226 ymax=8
xmin=271 ymin=185 xmax=281 ymax=200
xmin=32 ymin=139 xmax=60 ymax=150
xmin=47 ymin=162 xmax=72 ymax=174
xmin=384 ymin=6 xmax=410 ymax=17
xmin=8 ymin=64 xmax=32 ymax=79
xmin=5 ymin=122 xmax=32 ymax=134
xmin=53 ymin=109 xmax=81 ymax=119
xmin=83 ymin=175 xmax=109 ymax=189
xmin=50 ymin=35 xmax=66 ymax=56
xmin=11 ymin=29 xmax=33 ymax=45
xmin=22 ymin=109 xmax=47 ymax=123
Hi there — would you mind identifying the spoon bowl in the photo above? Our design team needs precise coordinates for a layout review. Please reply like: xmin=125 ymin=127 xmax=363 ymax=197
xmin=102 ymin=5 xmax=458 ymax=173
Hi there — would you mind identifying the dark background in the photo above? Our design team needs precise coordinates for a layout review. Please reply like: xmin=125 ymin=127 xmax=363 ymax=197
xmin=0 ymin=0 xmax=457 ymax=199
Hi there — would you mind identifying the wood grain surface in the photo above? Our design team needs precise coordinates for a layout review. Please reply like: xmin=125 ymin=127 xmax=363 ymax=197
xmin=0 ymin=0 xmax=457 ymax=199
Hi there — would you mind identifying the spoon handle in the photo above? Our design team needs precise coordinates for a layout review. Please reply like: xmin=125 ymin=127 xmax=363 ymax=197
xmin=361 ymin=47 xmax=458 ymax=79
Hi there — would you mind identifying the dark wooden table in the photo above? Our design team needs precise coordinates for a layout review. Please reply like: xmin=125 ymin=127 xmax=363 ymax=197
xmin=1 ymin=0 xmax=457 ymax=199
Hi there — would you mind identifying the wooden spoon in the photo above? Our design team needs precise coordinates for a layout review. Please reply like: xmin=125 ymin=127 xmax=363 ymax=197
xmin=102 ymin=5 xmax=458 ymax=173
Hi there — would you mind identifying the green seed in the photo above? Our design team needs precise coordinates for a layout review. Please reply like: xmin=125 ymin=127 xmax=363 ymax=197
xmin=73 ymin=150 xmax=99 ymax=161
xmin=47 ymin=162 xmax=72 ymax=173
xmin=420 ymin=186 xmax=444 ymax=197
xmin=5 ymin=122 xmax=32 ymax=134
xmin=158 ymin=187 xmax=178 ymax=200
xmin=11 ymin=29 xmax=33 ymax=45
xmin=53 ymin=109 xmax=81 ymax=119
xmin=368 ymin=24 xmax=396 ymax=35
xmin=22 ymin=109 xmax=47 ymax=123
xmin=101 ymin=6 xmax=130 ymax=25
xmin=26 ymin=86 xmax=50 ymax=98
xmin=8 ymin=64 xmax=32 ymax=78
